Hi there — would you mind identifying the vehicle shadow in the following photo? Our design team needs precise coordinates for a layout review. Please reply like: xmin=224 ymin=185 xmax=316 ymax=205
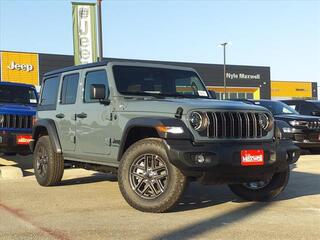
xmin=154 ymin=170 xmax=320 ymax=240
xmin=60 ymin=172 xmax=118 ymax=186
xmin=174 ymin=169 xmax=320 ymax=212
xmin=0 ymin=153 xmax=34 ymax=176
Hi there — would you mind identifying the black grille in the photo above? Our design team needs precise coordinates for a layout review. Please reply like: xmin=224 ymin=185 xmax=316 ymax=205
xmin=307 ymin=121 xmax=320 ymax=130
xmin=204 ymin=112 xmax=269 ymax=139
xmin=0 ymin=114 xmax=34 ymax=129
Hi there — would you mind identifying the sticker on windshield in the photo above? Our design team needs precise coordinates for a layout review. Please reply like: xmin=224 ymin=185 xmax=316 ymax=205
xmin=198 ymin=90 xmax=208 ymax=97
xmin=30 ymin=99 xmax=37 ymax=104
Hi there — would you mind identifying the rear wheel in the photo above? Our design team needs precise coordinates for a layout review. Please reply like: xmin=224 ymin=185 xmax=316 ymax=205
xmin=118 ymin=138 xmax=187 ymax=213
xmin=33 ymin=136 xmax=64 ymax=186
xmin=228 ymin=166 xmax=290 ymax=201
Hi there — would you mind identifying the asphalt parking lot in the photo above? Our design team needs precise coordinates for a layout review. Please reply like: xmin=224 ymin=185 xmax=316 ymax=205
xmin=0 ymin=153 xmax=319 ymax=240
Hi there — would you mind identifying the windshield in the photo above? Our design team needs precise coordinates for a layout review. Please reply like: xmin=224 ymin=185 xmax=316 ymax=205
xmin=0 ymin=85 xmax=38 ymax=105
xmin=113 ymin=66 xmax=210 ymax=99
xmin=254 ymin=101 xmax=299 ymax=115
xmin=310 ymin=101 xmax=320 ymax=108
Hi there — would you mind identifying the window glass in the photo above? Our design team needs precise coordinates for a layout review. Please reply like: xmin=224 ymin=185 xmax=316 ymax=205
xmin=84 ymin=70 xmax=108 ymax=103
xmin=254 ymin=101 xmax=299 ymax=115
xmin=0 ymin=85 xmax=37 ymax=105
xmin=40 ymin=76 xmax=60 ymax=106
xmin=61 ymin=73 xmax=79 ymax=104
xmin=238 ymin=93 xmax=245 ymax=99
xmin=113 ymin=66 xmax=209 ymax=99
xmin=229 ymin=93 xmax=237 ymax=99
xmin=246 ymin=93 xmax=254 ymax=99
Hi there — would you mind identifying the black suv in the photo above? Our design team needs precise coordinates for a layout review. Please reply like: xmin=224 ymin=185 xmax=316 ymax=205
xmin=281 ymin=100 xmax=320 ymax=117
xmin=238 ymin=99 xmax=320 ymax=153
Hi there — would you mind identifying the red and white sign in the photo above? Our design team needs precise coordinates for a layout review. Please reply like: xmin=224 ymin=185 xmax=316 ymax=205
xmin=16 ymin=135 xmax=32 ymax=145
xmin=241 ymin=150 xmax=264 ymax=166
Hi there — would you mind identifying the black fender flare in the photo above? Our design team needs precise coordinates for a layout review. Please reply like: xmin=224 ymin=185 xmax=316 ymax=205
xmin=30 ymin=119 xmax=62 ymax=154
xmin=117 ymin=117 xmax=193 ymax=161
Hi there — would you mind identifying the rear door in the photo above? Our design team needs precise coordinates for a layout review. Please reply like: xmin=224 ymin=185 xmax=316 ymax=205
xmin=55 ymin=72 xmax=80 ymax=153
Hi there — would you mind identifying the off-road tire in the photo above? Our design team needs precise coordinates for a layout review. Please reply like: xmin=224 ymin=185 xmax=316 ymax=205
xmin=33 ymin=136 xmax=64 ymax=186
xmin=118 ymin=138 xmax=187 ymax=213
xmin=228 ymin=166 xmax=290 ymax=201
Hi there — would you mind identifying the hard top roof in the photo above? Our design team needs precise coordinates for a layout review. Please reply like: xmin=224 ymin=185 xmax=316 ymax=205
xmin=0 ymin=81 xmax=36 ymax=88
xmin=44 ymin=60 xmax=197 ymax=77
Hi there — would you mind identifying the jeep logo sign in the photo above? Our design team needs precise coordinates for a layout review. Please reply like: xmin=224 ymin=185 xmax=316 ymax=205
xmin=72 ymin=3 xmax=97 ymax=65
xmin=8 ymin=61 xmax=34 ymax=72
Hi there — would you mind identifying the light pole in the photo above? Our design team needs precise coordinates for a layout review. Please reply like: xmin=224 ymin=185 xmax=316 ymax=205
xmin=219 ymin=42 xmax=228 ymax=99
xmin=97 ymin=0 xmax=103 ymax=62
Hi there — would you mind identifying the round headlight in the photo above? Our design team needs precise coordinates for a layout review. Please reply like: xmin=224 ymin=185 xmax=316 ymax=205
xmin=189 ymin=111 xmax=208 ymax=131
xmin=0 ymin=114 xmax=4 ymax=124
xmin=258 ymin=113 xmax=272 ymax=131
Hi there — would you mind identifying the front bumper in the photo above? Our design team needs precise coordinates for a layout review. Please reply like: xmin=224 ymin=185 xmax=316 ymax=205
xmin=164 ymin=139 xmax=300 ymax=184
xmin=293 ymin=132 xmax=320 ymax=149
xmin=0 ymin=131 xmax=32 ymax=154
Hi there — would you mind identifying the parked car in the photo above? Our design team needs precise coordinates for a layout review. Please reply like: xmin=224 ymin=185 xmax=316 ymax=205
xmin=281 ymin=100 xmax=320 ymax=116
xmin=236 ymin=99 xmax=320 ymax=153
xmin=0 ymin=82 xmax=38 ymax=155
xmin=30 ymin=61 xmax=299 ymax=213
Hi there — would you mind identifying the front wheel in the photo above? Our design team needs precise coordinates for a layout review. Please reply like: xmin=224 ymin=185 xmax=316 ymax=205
xmin=228 ymin=166 xmax=290 ymax=201
xmin=118 ymin=138 xmax=187 ymax=213
xmin=33 ymin=136 xmax=64 ymax=186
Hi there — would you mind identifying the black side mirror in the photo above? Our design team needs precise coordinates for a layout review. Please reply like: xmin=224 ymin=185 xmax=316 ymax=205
xmin=90 ymin=84 xmax=106 ymax=100
xmin=208 ymin=90 xmax=217 ymax=99
xmin=311 ymin=111 xmax=320 ymax=116
xmin=90 ymin=84 xmax=110 ymax=105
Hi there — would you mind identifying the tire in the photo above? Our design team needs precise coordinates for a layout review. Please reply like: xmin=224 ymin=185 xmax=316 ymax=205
xmin=228 ymin=166 xmax=290 ymax=201
xmin=118 ymin=138 xmax=187 ymax=213
xmin=33 ymin=136 xmax=64 ymax=186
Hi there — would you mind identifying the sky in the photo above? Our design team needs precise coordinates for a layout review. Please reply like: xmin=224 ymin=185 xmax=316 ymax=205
xmin=0 ymin=0 xmax=319 ymax=94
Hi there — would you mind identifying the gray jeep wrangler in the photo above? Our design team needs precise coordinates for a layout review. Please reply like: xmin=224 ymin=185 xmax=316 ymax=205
xmin=30 ymin=61 xmax=300 ymax=213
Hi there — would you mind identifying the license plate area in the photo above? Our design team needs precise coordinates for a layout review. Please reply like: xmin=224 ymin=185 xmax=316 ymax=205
xmin=241 ymin=149 xmax=264 ymax=166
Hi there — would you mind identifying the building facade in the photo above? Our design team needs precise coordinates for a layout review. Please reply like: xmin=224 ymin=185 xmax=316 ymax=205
xmin=0 ymin=50 xmax=318 ymax=100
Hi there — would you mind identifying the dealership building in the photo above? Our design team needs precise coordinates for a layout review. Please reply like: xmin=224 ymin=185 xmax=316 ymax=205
xmin=0 ymin=50 xmax=318 ymax=100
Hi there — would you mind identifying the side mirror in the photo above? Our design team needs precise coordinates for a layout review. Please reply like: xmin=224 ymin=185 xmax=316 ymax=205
xmin=90 ymin=84 xmax=110 ymax=105
xmin=208 ymin=90 xmax=217 ymax=99
xmin=311 ymin=111 xmax=320 ymax=116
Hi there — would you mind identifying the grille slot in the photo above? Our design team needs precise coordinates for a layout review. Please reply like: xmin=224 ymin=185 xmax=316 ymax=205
xmin=204 ymin=111 xmax=268 ymax=139
xmin=0 ymin=114 xmax=33 ymax=129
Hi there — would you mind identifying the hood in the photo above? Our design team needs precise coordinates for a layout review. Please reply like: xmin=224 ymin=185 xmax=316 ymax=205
xmin=275 ymin=114 xmax=320 ymax=122
xmin=119 ymin=98 xmax=269 ymax=114
xmin=0 ymin=103 xmax=37 ymax=115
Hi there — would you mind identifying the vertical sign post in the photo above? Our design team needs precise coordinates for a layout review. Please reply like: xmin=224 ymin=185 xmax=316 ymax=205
xmin=97 ymin=0 xmax=103 ymax=61
xmin=72 ymin=2 xmax=98 ymax=65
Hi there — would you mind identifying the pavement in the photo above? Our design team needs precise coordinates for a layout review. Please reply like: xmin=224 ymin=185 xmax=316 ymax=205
xmin=0 ymin=153 xmax=319 ymax=240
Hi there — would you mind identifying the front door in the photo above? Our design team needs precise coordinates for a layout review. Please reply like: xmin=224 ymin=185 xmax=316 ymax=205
xmin=76 ymin=68 xmax=112 ymax=162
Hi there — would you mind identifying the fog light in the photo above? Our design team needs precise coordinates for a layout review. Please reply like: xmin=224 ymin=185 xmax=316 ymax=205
xmin=195 ymin=154 xmax=205 ymax=164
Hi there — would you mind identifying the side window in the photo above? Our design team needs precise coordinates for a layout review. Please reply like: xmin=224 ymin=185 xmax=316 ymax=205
xmin=40 ymin=76 xmax=60 ymax=108
xmin=300 ymin=103 xmax=313 ymax=115
xmin=84 ymin=70 xmax=109 ymax=103
xmin=60 ymin=73 xmax=79 ymax=104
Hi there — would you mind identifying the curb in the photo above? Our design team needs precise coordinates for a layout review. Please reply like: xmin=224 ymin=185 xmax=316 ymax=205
xmin=0 ymin=166 xmax=24 ymax=179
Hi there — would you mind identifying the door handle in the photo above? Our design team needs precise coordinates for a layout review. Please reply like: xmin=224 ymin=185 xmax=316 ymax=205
xmin=56 ymin=113 xmax=65 ymax=119
xmin=76 ymin=112 xmax=87 ymax=119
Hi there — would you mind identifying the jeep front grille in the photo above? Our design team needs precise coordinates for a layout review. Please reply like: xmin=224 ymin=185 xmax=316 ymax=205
xmin=0 ymin=114 xmax=34 ymax=129
xmin=204 ymin=112 xmax=269 ymax=139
